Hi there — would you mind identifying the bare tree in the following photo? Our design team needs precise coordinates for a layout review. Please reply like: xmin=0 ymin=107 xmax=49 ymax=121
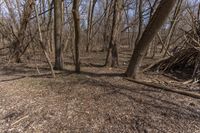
xmin=163 ymin=0 xmax=183 ymax=57
xmin=54 ymin=0 xmax=64 ymax=70
xmin=10 ymin=0 xmax=35 ymax=63
xmin=72 ymin=0 xmax=81 ymax=73
xmin=126 ymin=0 xmax=177 ymax=79
xmin=134 ymin=0 xmax=143 ymax=46
xmin=105 ymin=0 xmax=123 ymax=67
xmin=86 ymin=0 xmax=97 ymax=52
xmin=34 ymin=3 xmax=55 ymax=78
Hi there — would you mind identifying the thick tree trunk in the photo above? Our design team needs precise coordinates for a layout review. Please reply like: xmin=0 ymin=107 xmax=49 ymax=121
xmin=72 ymin=0 xmax=81 ymax=73
xmin=126 ymin=0 xmax=177 ymax=79
xmin=54 ymin=0 xmax=64 ymax=70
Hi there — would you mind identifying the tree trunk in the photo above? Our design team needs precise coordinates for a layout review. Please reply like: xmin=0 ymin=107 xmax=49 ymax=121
xmin=134 ymin=0 xmax=143 ymax=46
xmin=72 ymin=0 xmax=81 ymax=73
xmin=102 ymin=0 xmax=111 ymax=52
xmin=163 ymin=0 xmax=183 ymax=57
xmin=126 ymin=0 xmax=177 ymax=79
xmin=105 ymin=0 xmax=123 ymax=67
xmin=34 ymin=4 xmax=56 ymax=78
xmin=54 ymin=0 xmax=64 ymax=70
xmin=86 ymin=0 xmax=97 ymax=52
xmin=11 ymin=0 xmax=34 ymax=63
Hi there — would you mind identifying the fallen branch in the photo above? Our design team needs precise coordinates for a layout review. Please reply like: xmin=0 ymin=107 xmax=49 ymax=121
xmin=11 ymin=115 xmax=29 ymax=126
xmin=142 ymin=56 xmax=169 ymax=72
xmin=124 ymin=77 xmax=200 ymax=99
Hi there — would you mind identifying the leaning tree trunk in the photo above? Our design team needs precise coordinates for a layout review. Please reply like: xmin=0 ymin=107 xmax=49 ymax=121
xmin=126 ymin=0 xmax=177 ymax=79
xmin=54 ymin=0 xmax=64 ymax=70
xmin=34 ymin=4 xmax=55 ymax=78
xmin=163 ymin=0 xmax=183 ymax=57
xmin=72 ymin=0 xmax=81 ymax=73
xmin=105 ymin=0 xmax=123 ymax=67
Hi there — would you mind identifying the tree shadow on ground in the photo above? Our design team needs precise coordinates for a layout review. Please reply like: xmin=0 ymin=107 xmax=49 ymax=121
xmin=79 ymin=71 xmax=125 ymax=77
xmin=86 ymin=79 xmax=200 ymax=132
xmin=81 ymin=78 xmax=200 ymax=121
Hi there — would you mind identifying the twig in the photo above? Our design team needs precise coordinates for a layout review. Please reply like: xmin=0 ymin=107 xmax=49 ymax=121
xmin=11 ymin=115 xmax=29 ymax=126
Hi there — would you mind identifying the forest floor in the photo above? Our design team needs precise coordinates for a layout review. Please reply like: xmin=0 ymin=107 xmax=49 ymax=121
xmin=1 ymin=50 xmax=200 ymax=133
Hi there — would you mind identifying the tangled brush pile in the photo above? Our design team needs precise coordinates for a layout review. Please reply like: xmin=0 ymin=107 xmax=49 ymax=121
xmin=148 ymin=10 xmax=200 ymax=82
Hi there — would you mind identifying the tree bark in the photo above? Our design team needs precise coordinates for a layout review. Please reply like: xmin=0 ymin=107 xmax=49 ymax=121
xmin=126 ymin=0 xmax=177 ymax=79
xmin=134 ymin=0 xmax=143 ymax=46
xmin=86 ymin=0 xmax=97 ymax=52
xmin=34 ymin=4 xmax=56 ymax=78
xmin=102 ymin=0 xmax=112 ymax=52
xmin=54 ymin=0 xmax=64 ymax=70
xmin=105 ymin=0 xmax=123 ymax=67
xmin=72 ymin=0 xmax=81 ymax=73
xmin=11 ymin=0 xmax=34 ymax=63
xmin=163 ymin=0 xmax=183 ymax=57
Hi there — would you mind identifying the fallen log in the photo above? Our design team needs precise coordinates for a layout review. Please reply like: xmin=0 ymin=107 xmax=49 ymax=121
xmin=124 ymin=77 xmax=200 ymax=99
